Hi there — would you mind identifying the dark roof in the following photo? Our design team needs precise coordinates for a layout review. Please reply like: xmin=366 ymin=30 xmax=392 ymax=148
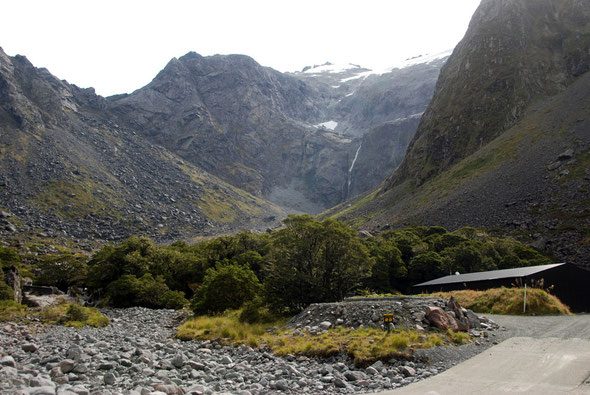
xmin=414 ymin=263 xmax=565 ymax=287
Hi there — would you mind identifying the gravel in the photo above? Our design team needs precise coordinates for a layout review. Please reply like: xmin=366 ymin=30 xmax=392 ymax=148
xmin=0 ymin=307 xmax=503 ymax=395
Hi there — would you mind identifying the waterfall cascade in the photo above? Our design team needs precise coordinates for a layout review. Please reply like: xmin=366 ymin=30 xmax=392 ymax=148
xmin=347 ymin=144 xmax=362 ymax=198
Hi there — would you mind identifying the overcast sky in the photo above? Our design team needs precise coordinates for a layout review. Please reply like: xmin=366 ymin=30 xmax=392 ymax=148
xmin=0 ymin=0 xmax=481 ymax=97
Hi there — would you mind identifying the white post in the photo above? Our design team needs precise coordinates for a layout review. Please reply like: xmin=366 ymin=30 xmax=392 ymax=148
xmin=523 ymin=282 xmax=527 ymax=313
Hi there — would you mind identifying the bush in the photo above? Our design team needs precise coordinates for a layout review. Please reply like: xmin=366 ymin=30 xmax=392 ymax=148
xmin=43 ymin=302 xmax=110 ymax=328
xmin=65 ymin=303 xmax=89 ymax=322
xmin=0 ymin=246 xmax=21 ymax=301
xmin=35 ymin=254 xmax=88 ymax=292
xmin=106 ymin=273 xmax=187 ymax=309
xmin=238 ymin=297 xmax=277 ymax=324
xmin=191 ymin=261 xmax=262 ymax=314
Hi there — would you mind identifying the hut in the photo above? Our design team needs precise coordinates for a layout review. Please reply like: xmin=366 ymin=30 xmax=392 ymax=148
xmin=413 ymin=263 xmax=590 ymax=313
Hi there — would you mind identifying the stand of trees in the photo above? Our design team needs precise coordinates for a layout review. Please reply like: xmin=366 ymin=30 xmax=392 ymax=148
xmin=3 ymin=216 xmax=553 ymax=314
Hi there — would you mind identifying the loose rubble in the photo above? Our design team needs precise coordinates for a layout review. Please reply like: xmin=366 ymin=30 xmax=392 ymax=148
xmin=0 ymin=304 xmax=501 ymax=394
xmin=287 ymin=296 xmax=496 ymax=333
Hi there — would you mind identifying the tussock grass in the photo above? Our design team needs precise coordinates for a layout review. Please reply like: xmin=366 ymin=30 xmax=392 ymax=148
xmin=177 ymin=309 xmax=470 ymax=366
xmin=43 ymin=302 xmax=110 ymax=328
xmin=0 ymin=300 xmax=28 ymax=321
xmin=0 ymin=300 xmax=109 ymax=327
xmin=430 ymin=287 xmax=571 ymax=315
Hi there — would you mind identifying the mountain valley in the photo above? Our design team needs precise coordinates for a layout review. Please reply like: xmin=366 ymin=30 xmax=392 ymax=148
xmin=0 ymin=44 xmax=446 ymax=245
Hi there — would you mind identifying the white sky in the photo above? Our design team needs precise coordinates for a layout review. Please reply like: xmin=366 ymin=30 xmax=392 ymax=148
xmin=0 ymin=0 xmax=481 ymax=97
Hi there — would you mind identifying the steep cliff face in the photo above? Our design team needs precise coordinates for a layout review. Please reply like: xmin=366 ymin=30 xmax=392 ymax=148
xmin=109 ymin=53 xmax=348 ymax=208
xmin=329 ymin=0 xmax=590 ymax=268
xmin=110 ymin=52 xmax=446 ymax=210
xmin=385 ymin=0 xmax=590 ymax=189
xmin=0 ymin=48 xmax=283 ymax=244
xmin=346 ymin=114 xmax=421 ymax=199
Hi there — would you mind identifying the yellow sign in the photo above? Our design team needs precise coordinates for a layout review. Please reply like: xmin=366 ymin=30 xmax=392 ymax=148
xmin=383 ymin=314 xmax=393 ymax=323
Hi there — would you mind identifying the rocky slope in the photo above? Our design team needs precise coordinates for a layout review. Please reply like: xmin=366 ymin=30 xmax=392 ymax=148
xmin=0 ymin=48 xmax=284 ymax=245
xmin=328 ymin=0 xmax=590 ymax=268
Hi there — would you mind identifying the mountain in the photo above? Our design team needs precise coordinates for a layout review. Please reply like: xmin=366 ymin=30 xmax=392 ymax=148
xmin=0 ymin=48 xmax=284 ymax=246
xmin=109 ymin=51 xmax=448 ymax=210
xmin=386 ymin=0 xmax=590 ymax=188
xmin=328 ymin=0 xmax=590 ymax=268
xmin=0 ymin=42 xmax=448 ymax=244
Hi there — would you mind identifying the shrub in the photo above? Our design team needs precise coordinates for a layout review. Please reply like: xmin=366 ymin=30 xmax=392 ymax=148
xmin=191 ymin=261 xmax=262 ymax=314
xmin=106 ymin=273 xmax=187 ymax=309
xmin=43 ymin=302 xmax=110 ymax=328
xmin=238 ymin=297 xmax=277 ymax=324
xmin=65 ymin=303 xmax=89 ymax=322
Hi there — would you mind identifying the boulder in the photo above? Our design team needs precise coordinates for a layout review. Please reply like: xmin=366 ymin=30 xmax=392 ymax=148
xmin=319 ymin=321 xmax=332 ymax=330
xmin=425 ymin=306 xmax=458 ymax=331
xmin=448 ymin=296 xmax=470 ymax=331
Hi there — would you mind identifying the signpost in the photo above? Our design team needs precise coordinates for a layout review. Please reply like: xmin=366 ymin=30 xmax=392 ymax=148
xmin=383 ymin=314 xmax=394 ymax=332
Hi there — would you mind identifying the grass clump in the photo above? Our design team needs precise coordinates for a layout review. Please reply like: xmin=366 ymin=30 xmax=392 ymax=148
xmin=176 ymin=310 xmax=278 ymax=347
xmin=43 ymin=302 xmax=110 ymax=328
xmin=430 ymin=287 xmax=571 ymax=315
xmin=177 ymin=309 xmax=470 ymax=367
xmin=0 ymin=300 xmax=28 ymax=321
xmin=0 ymin=300 xmax=109 ymax=328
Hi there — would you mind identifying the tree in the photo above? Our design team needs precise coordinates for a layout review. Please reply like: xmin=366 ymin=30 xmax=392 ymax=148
xmin=0 ymin=246 xmax=21 ymax=301
xmin=87 ymin=236 xmax=153 ymax=293
xmin=407 ymin=251 xmax=446 ymax=284
xmin=364 ymin=239 xmax=407 ymax=292
xmin=35 ymin=254 xmax=88 ymax=291
xmin=191 ymin=260 xmax=262 ymax=314
xmin=264 ymin=215 xmax=373 ymax=313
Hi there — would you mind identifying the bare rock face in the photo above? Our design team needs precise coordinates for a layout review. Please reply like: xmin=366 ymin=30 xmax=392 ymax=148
xmin=109 ymin=52 xmax=447 ymax=210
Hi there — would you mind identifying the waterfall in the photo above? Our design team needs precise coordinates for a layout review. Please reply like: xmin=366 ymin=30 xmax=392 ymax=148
xmin=347 ymin=144 xmax=362 ymax=198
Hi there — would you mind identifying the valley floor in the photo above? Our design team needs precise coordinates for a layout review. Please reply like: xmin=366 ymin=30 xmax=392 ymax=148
xmin=0 ymin=308 xmax=504 ymax=395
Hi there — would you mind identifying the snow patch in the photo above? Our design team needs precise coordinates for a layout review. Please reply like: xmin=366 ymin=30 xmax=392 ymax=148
xmin=303 ymin=62 xmax=362 ymax=74
xmin=314 ymin=121 xmax=338 ymax=131
xmin=339 ymin=49 xmax=453 ymax=82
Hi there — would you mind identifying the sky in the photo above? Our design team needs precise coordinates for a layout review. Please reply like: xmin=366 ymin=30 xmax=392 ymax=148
xmin=0 ymin=0 xmax=481 ymax=97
